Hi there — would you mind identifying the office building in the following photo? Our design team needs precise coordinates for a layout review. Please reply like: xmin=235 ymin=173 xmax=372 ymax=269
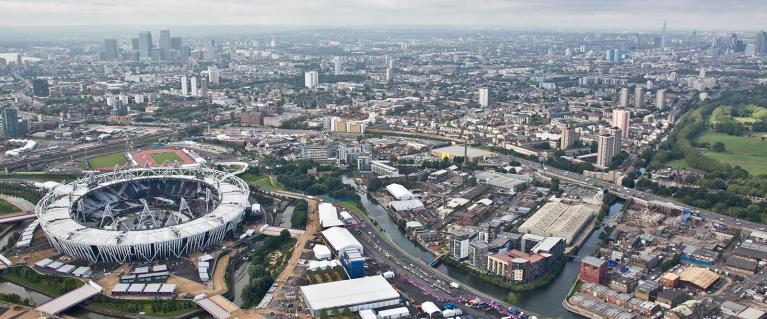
xmin=1 ymin=108 xmax=23 ymax=138
xmin=200 ymin=78 xmax=209 ymax=98
xmin=619 ymin=88 xmax=629 ymax=107
xmin=138 ymin=31 xmax=152 ymax=61
xmin=745 ymin=44 xmax=756 ymax=57
xmin=207 ymin=66 xmax=220 ymax=84
xmin=32 ymin=79 xmax=49 ymax=97
xmin=190 ymin=77 xmax=199 ymax=97
xmin=334 ymin=56 xmax=343 ymax=75
xmin=597 ymin=133 xmax=616 ymax=168
xmin=661 ymin=21 xmax=668 ymax=49
xmin=756 ymin=31 xmax=767 ymax=55
xmin=170 ymin=37 xmax=182 ymax=50
xmin=103 ymin=38 xmax=119 ymax=60
xmin=158 ymin=30 xmax=170 ymax=60
xmin=385 ymin=67 xmax=394 ymax=84
xmin=305 ymin=71 xmax=318 ymax=88
xmin=634 ymin=87 xmax=643 ymax=108
xmin=180 ymin=76 xmax=189 ymax=96
xmin=612 ymin=109 xmax=630 ymax=138
xmin=656 ymin=89 xmax=666 ymax=109
xmin=479 ymin=88 xmax=490 ymax=107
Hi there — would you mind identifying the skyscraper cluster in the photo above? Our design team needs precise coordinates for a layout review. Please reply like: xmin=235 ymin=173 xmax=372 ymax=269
xmin=103 ymin=30 xmax=186 ymax=62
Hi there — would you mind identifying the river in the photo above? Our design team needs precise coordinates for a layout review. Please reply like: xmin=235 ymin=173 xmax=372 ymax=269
xmin=344 ymin=176 xmax=623 ymax=319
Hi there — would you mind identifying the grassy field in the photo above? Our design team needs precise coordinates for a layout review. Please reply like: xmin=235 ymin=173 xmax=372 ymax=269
xmin=87 ymin=296 xmax=197 ymax=318
xmin=695 ymin=132 xmax=767 ymax=175
xmin=0 ymin=266 xmax=83 ymax=297
xmin=150 ymin=151 xmax=183 ymax=164
xmin=0 ymin=199 xmax=21 ymax=215
xmin=87 ymin=152 xmax=128 ymax=168
xmin=665 ymin=159 xmax=693 ymax=170
xmin=244 ymin=174 xmax=286 ymax=192
xmin=307 ymin=267 xmax=348 ymax=284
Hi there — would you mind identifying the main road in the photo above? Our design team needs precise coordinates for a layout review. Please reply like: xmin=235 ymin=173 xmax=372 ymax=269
xmin=254 ymin=185 xmax=528 ymax=317
xmin=498 ymin=154 xmax=765 ymax=232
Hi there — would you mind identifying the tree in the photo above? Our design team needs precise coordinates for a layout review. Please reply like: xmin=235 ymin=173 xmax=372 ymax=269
xmin=712 ymin=142 xmax=726 ymax=152
xmin=306 ymin=183 xmax=329 ymax=195
xmin=367 ymin=177 xmax=382 ymax=192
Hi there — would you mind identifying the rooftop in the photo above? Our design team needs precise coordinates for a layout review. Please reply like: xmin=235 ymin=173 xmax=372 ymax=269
xmin=300 ymin=275 xmax=400 ymax=311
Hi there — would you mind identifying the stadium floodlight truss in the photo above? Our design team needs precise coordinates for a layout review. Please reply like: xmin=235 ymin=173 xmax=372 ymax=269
xmin=35 ymin=167 xmax=250 ymax=263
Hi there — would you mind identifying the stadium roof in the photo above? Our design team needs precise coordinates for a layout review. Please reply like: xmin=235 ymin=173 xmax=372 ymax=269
xmin=300 ymin=275 xmax=399 ymax=311
xmin=321 ymin=226 xmax=363 ymax=254
xmin=36 ymin=167 xmax=249 ymax=252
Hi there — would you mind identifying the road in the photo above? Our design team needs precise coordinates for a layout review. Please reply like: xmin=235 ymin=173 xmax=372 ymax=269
xmin=0 ymin=131 xmax=177 ymax=172
xmin=497 ymin=153 xmax=765 ymax=233
xmin=253 ymin=183 xmax=526 ymax=317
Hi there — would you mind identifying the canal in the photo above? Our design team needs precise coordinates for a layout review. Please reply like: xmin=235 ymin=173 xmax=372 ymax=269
xmin=344 ymin=176 xmax=623 ymax=319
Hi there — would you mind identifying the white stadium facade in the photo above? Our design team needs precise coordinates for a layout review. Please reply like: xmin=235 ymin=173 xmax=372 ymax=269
xmin=35 ymin=167 xmax=250 ymax=263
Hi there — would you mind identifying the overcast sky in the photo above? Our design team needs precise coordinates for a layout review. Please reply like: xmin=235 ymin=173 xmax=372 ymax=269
xmin=0 ymin=0 xmax=765 ymax=31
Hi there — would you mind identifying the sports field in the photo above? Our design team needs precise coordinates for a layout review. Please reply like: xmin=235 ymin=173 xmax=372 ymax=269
xmin=131 ymin=148 xmax=196 ymax=167
xmin=87 ymin=153 xmax=128 ymax=169
xmin=150 ymin=151 xmax=184 ymax=164
xmin=695 ymin=132 xmax=767 ymax=175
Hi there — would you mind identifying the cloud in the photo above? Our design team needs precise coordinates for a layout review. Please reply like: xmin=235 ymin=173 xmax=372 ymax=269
xmin=0 ymin=0 xmax=764 ymax=30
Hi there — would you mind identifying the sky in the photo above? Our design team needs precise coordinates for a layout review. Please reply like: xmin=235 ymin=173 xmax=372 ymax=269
xmin=0 ymin=0 xmax=765 ymax=31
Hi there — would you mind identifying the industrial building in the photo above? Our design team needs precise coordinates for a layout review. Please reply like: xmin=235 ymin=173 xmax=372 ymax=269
xmin=299 ymin=275 xmax=401 ymax=317
xmin=517 ymin=200 xmax=596 ymax=244
xmin=580 ymin=256 xmax=607 ymax=284
xmin=678 ymin=267 xmax=720 ymax=291
xmin=473 ymin=171 xmax=530 ymax=193
xmin=431 ymin=145 xmax=495 ymax=163
xmin=385 ymin=183 xmax=416 ymax=200
xmin=321 ymin=226 xmax=364 ymax=255
xmin=318 ymin=203 xmax=343 ymax=228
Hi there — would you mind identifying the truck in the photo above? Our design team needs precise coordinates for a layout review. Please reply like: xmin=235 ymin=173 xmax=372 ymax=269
xmin=449 ymin=282 xmax=460 ymax=289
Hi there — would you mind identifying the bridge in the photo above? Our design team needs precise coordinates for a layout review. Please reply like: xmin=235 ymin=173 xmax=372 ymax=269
xmin=0 ymin=212 xmax=36 ymax=224
xmin=35 ymin=281 xmax=103 ymax=315
xmin=194 ymin=294 xmax=243 ymax=319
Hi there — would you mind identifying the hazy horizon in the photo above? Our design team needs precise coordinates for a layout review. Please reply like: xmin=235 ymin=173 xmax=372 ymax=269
xmin=0 ymin=0 xmax=765 ymax=31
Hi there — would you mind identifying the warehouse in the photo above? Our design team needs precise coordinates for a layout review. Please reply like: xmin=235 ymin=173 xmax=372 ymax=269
xmin=431 ymin=145 xmax=495 ymax=163
xmin=517 ymin=200 xmax=595 ymax=244
xmin=319 ymin=203 xmax=343 ymax=228
xmin=474 ymin=171 xmax=530 ymax=192
xmin=299 ymin=275 xmax=401 ymax=317
xmin=321 ymin=226 xmax=364 ymax=255
xmin=385 ymin=184 xmax=416 ymax=200
xmin=679 ymin=266 xmax=720 ymax=291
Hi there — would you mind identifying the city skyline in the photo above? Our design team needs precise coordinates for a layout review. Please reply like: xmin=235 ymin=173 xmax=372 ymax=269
xmin=0 ymin=0 xmax=766 ymax=30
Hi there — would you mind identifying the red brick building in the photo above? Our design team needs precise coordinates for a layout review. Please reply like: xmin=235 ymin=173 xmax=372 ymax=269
xmin=579 ymin=256 xmax=607 ymax=284
xmin=241 ymin=111 xmax=264 ymax=126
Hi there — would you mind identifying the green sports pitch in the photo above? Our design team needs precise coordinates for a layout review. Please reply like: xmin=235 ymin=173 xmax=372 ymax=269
xmin=150 ymin=151 xmax=184 ymax=164
xmin=87 ymin=153 xmax=128 ymax=169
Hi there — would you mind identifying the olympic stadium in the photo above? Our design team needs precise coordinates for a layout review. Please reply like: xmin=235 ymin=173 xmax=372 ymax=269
xmin=34 ymin=166 xmax=250 ymax=263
